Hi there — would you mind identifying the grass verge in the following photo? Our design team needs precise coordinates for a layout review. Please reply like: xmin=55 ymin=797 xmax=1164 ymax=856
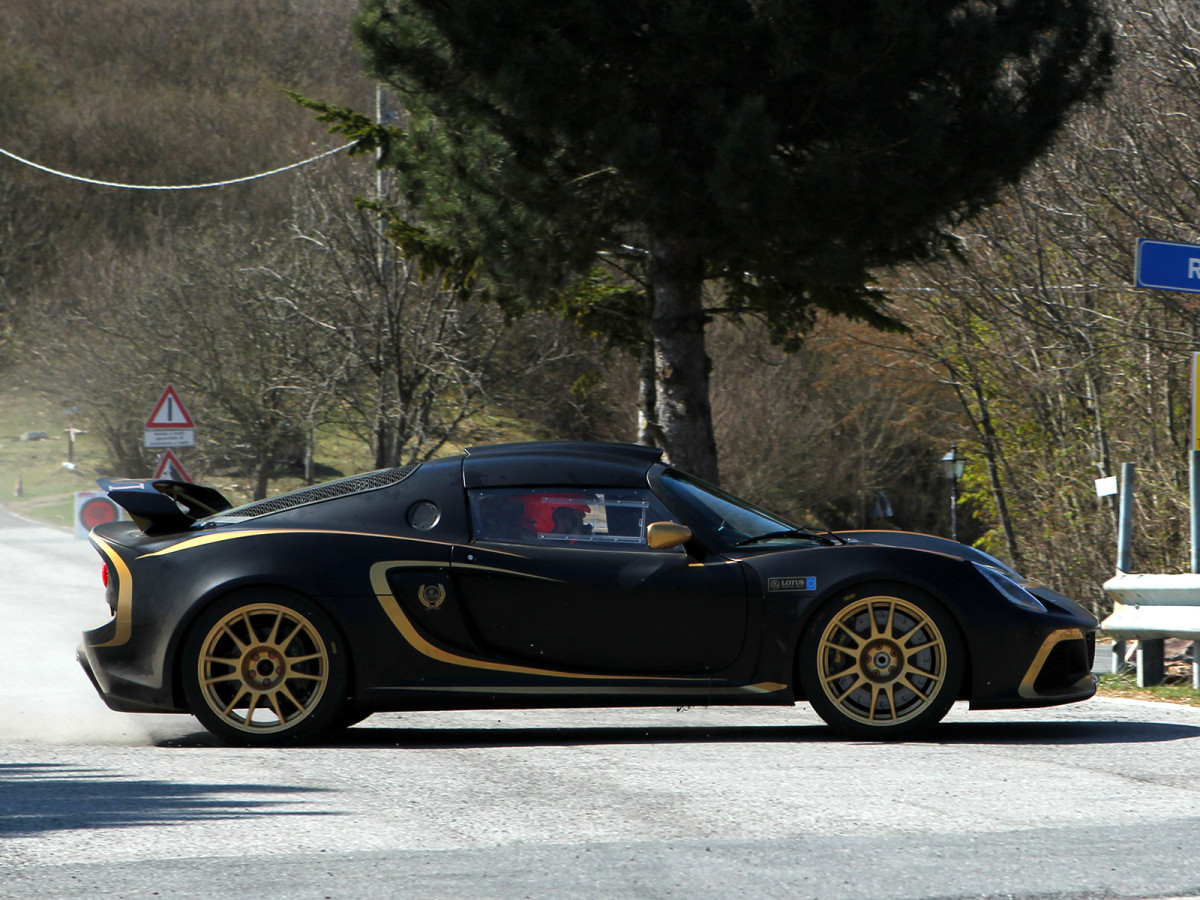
xmin=0 ymin=386 xmax=106 ymax=529
xmin=1097 ymin=672 xmax=1200 ymax=706
xmin=0 ymin=381 xmax=532 ymax=530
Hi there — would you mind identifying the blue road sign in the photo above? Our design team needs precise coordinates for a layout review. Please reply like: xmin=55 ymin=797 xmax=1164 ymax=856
xmin=1136 ymin=238 xmax=1200 ymax=294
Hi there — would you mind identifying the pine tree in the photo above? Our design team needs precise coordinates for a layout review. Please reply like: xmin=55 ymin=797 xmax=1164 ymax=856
xmin=326 ymin=0 xmax=1113 ymax=481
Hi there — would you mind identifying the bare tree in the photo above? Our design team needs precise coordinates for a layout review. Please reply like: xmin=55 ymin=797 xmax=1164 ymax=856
xmin=266 ymin=167 xmax=508 ymax=469
xmin=710 ymin=317 xmax=965 ymax=535
xmin=879 ymin=0 xmax=1200 ymax=608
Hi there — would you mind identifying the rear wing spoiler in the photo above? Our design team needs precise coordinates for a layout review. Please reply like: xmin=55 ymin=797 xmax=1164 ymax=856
xmin=97 ymin=478 xmax=233 ymax=534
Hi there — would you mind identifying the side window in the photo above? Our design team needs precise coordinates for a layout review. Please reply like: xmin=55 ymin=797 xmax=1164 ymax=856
xmin=468 ymin=487 xmax=674 ymax=549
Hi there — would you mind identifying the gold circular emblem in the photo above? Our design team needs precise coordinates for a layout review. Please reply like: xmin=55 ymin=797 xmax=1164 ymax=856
xmin=418 ymin=583 xmax=447 ymax=611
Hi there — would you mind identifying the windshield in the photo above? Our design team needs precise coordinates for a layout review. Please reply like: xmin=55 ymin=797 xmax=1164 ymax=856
xmin=657 ymin=468 xmax=819 ymax=550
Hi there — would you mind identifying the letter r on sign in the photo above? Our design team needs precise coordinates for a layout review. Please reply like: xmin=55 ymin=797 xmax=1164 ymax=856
xmin=1190 ymin=258 xmax=1200 ymax=279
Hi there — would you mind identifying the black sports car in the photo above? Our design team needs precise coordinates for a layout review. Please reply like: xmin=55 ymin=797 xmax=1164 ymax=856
xmin=78 ymin=441 xmax=1097 ymax=745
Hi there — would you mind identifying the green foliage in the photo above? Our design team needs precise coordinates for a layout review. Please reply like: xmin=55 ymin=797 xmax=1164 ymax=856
xmin=287 ymin=92 xmax=395 ymax=162
xmin=338 ymin=0 xmax=1113 ymax=345
xmin=551 ymin=270 xmax=648 ymax=353
xmin=377 ymin=203 xmax=483 ymax=297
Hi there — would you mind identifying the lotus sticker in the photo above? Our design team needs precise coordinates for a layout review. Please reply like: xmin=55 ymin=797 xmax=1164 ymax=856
xmin=767 ymin=576 xmax=817 ymax=593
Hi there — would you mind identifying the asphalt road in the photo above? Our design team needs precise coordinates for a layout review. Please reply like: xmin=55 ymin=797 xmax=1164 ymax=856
xmin=3 ymin=506 xmax=1200 ymax=900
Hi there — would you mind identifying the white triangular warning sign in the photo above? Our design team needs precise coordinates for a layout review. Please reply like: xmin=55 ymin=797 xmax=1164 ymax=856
xmin=145 ymin=384 xmax=195 ymax=429
xmin=153 ymin=448 xmax=192 ymax=483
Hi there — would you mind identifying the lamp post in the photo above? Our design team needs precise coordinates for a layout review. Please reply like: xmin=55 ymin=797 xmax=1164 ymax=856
xmin=940 ymin=444 xmax=966 ymax=541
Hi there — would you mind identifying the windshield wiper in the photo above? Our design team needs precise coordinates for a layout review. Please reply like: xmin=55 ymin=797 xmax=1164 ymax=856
xmin=733 ymin=529 xmax=833 ymax=547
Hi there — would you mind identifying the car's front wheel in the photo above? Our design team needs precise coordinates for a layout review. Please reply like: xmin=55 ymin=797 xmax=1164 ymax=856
xmin=799 ymin=584 xmax=964 ymax=739
xmin=181 ymin=590 xmax=349 ymax=745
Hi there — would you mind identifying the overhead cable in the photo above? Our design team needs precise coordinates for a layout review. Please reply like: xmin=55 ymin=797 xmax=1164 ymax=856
xmin=0 ymin=141 xmax=356 ymax=191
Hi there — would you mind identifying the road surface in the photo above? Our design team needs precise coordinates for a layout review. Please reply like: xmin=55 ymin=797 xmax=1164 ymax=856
xmin=3 ymin=506 xmax=1199 ymax=899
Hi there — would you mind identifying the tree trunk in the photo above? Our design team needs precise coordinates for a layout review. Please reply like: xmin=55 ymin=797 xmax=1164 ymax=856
xmin=636 ymin=324 xmax=663 ymax=449
xmin=648 ymin=239 xmax=720 ymax=483
xmin=253 ymin=449 xmax=273 ymax=501
xmin=303 ymin=422 xmax=316 ymax=485
xmin=373 ymin=367 xmax=391 ymax=470
xmin=971 ymin=383 xmax=1024 ymax=572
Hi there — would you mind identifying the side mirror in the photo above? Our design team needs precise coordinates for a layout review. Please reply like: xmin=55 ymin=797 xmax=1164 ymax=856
xmin=647 ymin=521 xmax=693 ymax=551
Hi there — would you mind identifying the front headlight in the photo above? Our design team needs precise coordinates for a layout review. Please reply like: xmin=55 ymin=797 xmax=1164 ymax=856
xmin=973 ymin=563 xmax=1047 ymax=612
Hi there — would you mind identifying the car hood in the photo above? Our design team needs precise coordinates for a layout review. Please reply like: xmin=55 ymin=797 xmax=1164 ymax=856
xmin=834 ymin=530 xmax=1022 ymax=578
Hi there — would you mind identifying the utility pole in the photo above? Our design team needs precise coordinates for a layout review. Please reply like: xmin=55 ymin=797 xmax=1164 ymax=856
xmin=373 ymin=83 xmax=397 ymax=469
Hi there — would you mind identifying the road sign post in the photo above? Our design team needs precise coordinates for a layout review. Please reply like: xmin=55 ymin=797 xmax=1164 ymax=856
xmin=1123 ymin=243 xmax=1200 ymax=684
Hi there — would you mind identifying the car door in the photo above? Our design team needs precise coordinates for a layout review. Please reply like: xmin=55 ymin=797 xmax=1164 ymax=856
xmin=451 ymin=487 xmax=748 ymax=675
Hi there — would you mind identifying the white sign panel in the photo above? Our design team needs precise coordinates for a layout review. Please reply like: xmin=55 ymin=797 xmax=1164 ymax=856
xmin=144 ymin=428 xmax=196 ymax=448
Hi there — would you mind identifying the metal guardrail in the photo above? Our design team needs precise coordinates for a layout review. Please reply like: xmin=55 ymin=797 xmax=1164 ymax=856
xmin=1101 ymin=573 xmax=1200 ymax=689
xmin=1098 ymin=461 xmax=1200 ymax=689
xmin=1102 ymin=573 xmax=1200 ymax=639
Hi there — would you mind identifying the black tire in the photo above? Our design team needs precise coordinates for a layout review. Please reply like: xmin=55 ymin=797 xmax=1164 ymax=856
xmin=181 ymin=589 xmax=350 ymax=746
xmin=799 ymin=583 xmax=965 ymax=740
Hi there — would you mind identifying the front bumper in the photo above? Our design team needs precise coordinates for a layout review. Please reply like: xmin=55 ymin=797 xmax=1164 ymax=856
xmin=1018 ymin=627 xmax=1097 ymax=700
xmin=970 ymin=624 xmax=1098 ymax=710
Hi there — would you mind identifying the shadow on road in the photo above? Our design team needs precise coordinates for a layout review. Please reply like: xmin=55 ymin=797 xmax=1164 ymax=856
xmin=925 ymin=719 xmax=1200 ymax=744
xmin=155 ymin=718 xmax=1200 ymax=750
xmin=0 ymin=761 xmax=334 ymax=837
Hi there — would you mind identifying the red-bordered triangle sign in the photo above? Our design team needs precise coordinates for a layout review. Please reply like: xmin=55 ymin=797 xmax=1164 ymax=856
xmin=145 ymin=384 xmax=195 ymax=429
xmin=153 ymin=448 xmax=192 ymax=483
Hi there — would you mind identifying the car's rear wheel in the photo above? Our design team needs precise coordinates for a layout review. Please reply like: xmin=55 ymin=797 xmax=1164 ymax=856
xmin=181 ymin=590 xmax=349 ymax=746
xmin=799 ymin=584 xmax=964 ymax=739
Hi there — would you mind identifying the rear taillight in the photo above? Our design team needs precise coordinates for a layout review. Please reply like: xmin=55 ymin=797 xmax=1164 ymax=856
xmin=101 ymin=563 xmax=109 ymax=588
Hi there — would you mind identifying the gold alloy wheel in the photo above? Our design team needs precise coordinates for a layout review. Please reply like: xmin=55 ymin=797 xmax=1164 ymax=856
xmin=815 ymin=595 xmax=949 ymax=727
xmin=195 ymin=603 xmax=331 ymax=734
